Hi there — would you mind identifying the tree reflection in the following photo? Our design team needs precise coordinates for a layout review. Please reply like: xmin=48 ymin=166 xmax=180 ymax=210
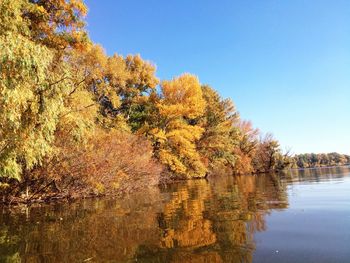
xmin=158 ymin=180 xmax=216 ymax=249
xmin=134 ymin=174 xmax=289 ymax=262
xmin=282 ymin=166 xmax=350 ymax=183
xmin=3 ymin=169 xmax=348 ymax=262
xmin=0 ymin=188 xmax=163 ymax=262
xmin=206 ymin=174 xmax=288 ymax=263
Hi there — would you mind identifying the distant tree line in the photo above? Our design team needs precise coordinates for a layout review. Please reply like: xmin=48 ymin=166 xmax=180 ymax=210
xmin=293 ymin=153 xmax=350 ymax=168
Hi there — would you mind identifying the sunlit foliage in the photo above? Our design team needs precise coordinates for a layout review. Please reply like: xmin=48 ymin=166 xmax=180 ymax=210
xmin=150 ymin=74 xmax=207 ymax=178
xmin=1 ymin=0 xmax=295 ymax=202
xmin=198 ymin=85 xmax=239 ymax=174
xmin=232 ymin=121 xmax=259 ymax=175
xmin=0 ymin=0 xmax=91 ymax=179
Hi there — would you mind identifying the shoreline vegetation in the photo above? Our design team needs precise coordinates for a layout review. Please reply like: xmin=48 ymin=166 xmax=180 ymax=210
xmin=0 ymin=1 xmax=349 ymax=205
xmin=293 ymin=153 xmax=350 ymax=168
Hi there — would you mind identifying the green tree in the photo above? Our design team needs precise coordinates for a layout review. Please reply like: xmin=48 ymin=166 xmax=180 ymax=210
xmin=198 ymin=85 xmax=239 ymax=173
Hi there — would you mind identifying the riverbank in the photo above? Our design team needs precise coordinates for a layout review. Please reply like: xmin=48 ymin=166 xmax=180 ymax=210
xmin=0 ymin=166 xmax=325 ymax=206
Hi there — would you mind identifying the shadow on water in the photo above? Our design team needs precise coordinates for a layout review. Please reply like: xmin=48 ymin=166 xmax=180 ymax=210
xmin=1 ymin=166 xmax=349 ymax=262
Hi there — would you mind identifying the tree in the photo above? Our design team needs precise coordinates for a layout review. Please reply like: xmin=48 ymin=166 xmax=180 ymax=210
xmin=22 ymin=0 xmax=88 ymax=51
xmin=293 ymin=152 xmax=350 ymax=168
xmin=0 ymin=0 xmax=87 ymax=179
xmin=147 ymin=74 xmax=207 ymax=178
xmin=233 ymin=121 xmax=259 ymax=175
xmin=0 ymin=0 xmax=98 ymax=184
xmin=73 ymin=49 xmax=159 ymax=131
xmin=119 ymin=55 xmax=159 ymax=131
xmin=198 ymin=85 xmax=239 ymax=173
xmin=252 ymin=134 xmax=281 ymax=173
xmin=0 ymin=0 xmax=298 ymax=201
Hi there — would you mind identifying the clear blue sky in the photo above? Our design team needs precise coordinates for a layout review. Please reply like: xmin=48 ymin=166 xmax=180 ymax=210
xmin=85 ymin=0 xmax=350 ymax=154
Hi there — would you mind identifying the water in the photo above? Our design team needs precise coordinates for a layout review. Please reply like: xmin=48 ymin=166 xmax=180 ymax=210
xmin=1 ymin=166 xmax=350 ymax=262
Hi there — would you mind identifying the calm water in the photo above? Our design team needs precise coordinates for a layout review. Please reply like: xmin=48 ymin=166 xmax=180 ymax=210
xmin=1 ymin=167 xmax=350 ymax=263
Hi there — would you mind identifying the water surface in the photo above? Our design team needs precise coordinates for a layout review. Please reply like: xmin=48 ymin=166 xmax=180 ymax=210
xmin=1 ymin=166 xmax=350 ymax=262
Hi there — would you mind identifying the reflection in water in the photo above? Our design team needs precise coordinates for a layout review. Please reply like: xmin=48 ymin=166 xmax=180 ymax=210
xmin=1 ymin=167 xmax=349 ymax=262
xmin=145 ymin=175 xmax=289 ymax=263
xmin=282 ymin=165 xmax=350 ymax=183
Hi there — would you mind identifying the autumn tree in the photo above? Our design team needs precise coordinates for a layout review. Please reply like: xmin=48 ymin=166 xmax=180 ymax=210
xmin=0 ymin=0 xmax=110 ymax=200
xmin=198 ymin=85 xmax=239 ymax=174
xmin=119 ymin=55 xmax=159 ymax=130
xmin=0 ymin=0 xmax=296 ymax=202
xmin=233 ymin=121 xmax=259 ymax=174
xmin=252 ymin=133 xmax=281 ymax=173
xmin=70 ymin=46 xmax=159 ymax=131
xmin=22 ymin=0 xmax=88 ymax=51
xmin=145 ymin=74 xmax=207 ymax=178
xmin=0 ymin=0 xmax=92 ymax=180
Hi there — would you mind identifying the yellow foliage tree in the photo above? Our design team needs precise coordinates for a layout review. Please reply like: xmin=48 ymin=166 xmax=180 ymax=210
xmin=0 ymin=0 xmax=92 ymax=179
xmin=149 ymin=74 xmax=207 ymax=178
xmin=22 ymin=0 xmax=88 ymax=51
xmin=0 ymin=0 xmax=103 ymax=189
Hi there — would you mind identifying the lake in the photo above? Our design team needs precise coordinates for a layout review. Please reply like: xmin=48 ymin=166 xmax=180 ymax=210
xmin=1 ymin=166 xmax=350 ymax=262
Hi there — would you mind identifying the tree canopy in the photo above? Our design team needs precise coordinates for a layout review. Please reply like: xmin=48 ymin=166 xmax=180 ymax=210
xmin=0 ymin=0 xmax=307 ymax=203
